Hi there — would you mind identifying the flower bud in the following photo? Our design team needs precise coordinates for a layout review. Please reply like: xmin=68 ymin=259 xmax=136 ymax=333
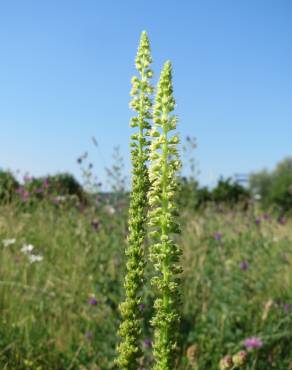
xmin=146 ymin=70 xmax=153 ymax=78
xmin=232 ymin=350 xmax=248 ymax=367
xmin=219 ymin=355 xmax=233 ymax=370
xmin=186 ymin=344 xmax=199 ymax=366
xmin=131 ymin=76 xmax=139 ymax=84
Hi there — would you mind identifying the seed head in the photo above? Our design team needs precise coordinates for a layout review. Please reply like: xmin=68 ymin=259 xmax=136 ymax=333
xmin=219 ymin=355 xmax=233 ymax=370
xmin=186 ymin=344 xmax=199 ymax=366
xmin=232 ymin=350 xmax=248 ymax=367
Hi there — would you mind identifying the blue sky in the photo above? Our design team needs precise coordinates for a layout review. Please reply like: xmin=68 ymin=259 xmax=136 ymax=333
xmin=0 ymin=0 xmax=291 ymax=188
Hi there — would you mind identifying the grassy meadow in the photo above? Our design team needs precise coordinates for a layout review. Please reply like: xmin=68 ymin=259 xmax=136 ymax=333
xmin=0 ymin=197 xmax=291 ymax=369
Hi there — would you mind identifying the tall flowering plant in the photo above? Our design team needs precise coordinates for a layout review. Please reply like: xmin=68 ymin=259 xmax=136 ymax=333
xmin=148 ymin=61 xmax=182 ymax=370
xmin=116 ymin=31 xmax=153 ymax=370
xmin=117 ymin=32 xmax=182 ymax=370
xmin=116 ymin=31 xmax=253 ymax=370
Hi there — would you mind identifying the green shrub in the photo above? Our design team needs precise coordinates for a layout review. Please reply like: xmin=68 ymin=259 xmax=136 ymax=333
xmin=269 ymin=158 xmax=292 ymax=213
xmin=197 ymin=186 xmax=212 ymax=207
xmin=212 ymin=177 xmax=250 ymax=206
xmin=249 ymin=169 xmax=272 ymax=203
xmin=47 ymin=173 xmax=84 ymax=198
xmin=178 ymin=177 xmax=249 ymax=210
xmin=0 ymin=170 xmax=19 ymax=203
xmin=250 ymin=157 xmax=292 ymax=213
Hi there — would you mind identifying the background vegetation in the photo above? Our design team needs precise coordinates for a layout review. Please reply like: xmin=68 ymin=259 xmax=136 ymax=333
xmin=0 ymin=151 xmax=291 ymax=369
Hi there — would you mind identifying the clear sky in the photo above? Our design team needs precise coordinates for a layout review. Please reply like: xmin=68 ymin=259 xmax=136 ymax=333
xmin=0 ymin=0 xmax=291 ymax=188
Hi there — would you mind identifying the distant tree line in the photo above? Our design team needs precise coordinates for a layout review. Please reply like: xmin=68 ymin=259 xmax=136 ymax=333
xmin=249 ymin=157 xmax=292 ymax=214
xmin=178 ymin=176 xmax=250 ymax=210
xmin=0 ymin=172 xmax=86 ymax=205
xmin=0 ymin=156 xmax=291 ymax=214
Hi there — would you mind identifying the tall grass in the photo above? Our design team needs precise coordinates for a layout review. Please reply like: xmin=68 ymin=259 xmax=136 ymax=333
xmin=0 ymin=200 xmax=291 ymax=369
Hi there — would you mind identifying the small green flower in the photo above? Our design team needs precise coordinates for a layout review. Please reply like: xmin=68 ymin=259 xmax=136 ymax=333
xmin=116 ymin=31 xmax=153 ymax=370
xmin=148 ymin=61 xmax=182 ymax=370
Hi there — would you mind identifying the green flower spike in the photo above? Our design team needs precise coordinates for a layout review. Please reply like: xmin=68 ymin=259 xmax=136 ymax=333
xmin=116 ymin=31 xmax=153 ymax=370
xmin=148 ymin=61 xmax=183 ymax=370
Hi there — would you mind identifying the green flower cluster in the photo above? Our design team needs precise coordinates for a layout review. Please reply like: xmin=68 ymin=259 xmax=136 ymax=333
xmin=117 ymin=32 xmax=182 ymax=370
xmin=116 ymin=31 xmax=153 ymax=370
xmin=148 ymin=61 xmax=182 ymax=370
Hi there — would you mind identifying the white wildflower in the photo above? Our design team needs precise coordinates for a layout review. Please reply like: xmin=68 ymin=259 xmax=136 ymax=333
xmin=28 ymin=254 xmax=43 ymax=263
xmin=103 ymin=205 xmax=116 ymax=215
xmin=55 ymin=195 xmax=66 ymax=202
xmin=2 ymin=238 xmax=16 ymax=248
xmin=21 ymin=244 xmax=34 ymax=254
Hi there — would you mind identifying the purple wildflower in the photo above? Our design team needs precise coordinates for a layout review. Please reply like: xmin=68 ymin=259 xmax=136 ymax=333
xmin=244 ymin=337 xmax=263 ymax=349
xmin=85 ymin=331 xmax=93 ymax=340
xmin=88 ymin=297 xmax=98 ymax=306
xmin=43 ymin=178 xmax=49 ymax=189
xmin=283 ymin=303 xmax=291 ymax=313
xmin=143 ymin=338 xmax=152 ymax=348
xmin=255 ymin=218 xmax=261 ymax=226
xmin=214 ymin=232 xmax=222 ymax=241
xmin=35 ymin=187 xmax=44 ymax=194
xmin=278 ymin=217 xmax=286 ymax=225
xmin=240 ymin=261 xmax=249 ymax=271
xmin=263 ymin=213 xmax=270 ymax=221
xmin=139 ymin=303 xmax=145 ymax=311
xmin=22 ymin=191 xmax=30 ymax=202
xmin=16 ymin=186 xmax=24 ymax=195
